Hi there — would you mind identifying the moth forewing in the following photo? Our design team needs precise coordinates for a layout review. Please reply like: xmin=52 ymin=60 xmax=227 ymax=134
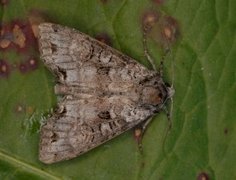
xmin=38 ymin=23 xmax=172 ymax=164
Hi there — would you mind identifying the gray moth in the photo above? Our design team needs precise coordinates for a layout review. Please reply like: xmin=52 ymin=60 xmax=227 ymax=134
xmin=38 ymin=23 xmax=174 ymax=164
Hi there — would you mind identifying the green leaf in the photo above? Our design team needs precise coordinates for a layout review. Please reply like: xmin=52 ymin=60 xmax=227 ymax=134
xmin=0 ymin=0 xmax=235 ymax=179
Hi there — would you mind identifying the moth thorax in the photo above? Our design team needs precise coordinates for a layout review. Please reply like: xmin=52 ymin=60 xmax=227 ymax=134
xmin=141 ymin=86 xmax=166 ymax=106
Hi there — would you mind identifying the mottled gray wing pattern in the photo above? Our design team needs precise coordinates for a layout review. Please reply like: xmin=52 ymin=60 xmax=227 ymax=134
xmin=38 ymin=23 xmax=161 ymax=164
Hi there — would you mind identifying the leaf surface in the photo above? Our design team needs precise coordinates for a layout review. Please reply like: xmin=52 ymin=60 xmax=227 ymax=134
xmin=0 ymin=0 xmax=235 ymax=179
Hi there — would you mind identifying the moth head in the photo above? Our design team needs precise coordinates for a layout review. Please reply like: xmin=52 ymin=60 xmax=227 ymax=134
xmin=141 ymin=77 xmax=174 ymax=110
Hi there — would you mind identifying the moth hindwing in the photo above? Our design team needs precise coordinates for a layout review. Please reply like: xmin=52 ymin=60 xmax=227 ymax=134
xmin=38 ymin=23 xmax=173 ymax=164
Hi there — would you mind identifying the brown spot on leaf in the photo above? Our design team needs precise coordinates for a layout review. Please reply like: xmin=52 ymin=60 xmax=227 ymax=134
xmin=0 ymin=59 xmax=10 ymax=77
xmin=197 ymin=172 xmax=209 ymax=180
xmin=0 ymin=38 xmax=11 ymax=48
xmin=13 ymin=21 xmax=38 ymax=52
xmin=1 ymin=0 xmax=9 ymax=6
xmin=142 ymin=10 xmax=160 ymax=32
xmin=14 ymin=104 xmax=25 ymax=114
xmin=19 ymin=62 xmax=28 ymax=73
xmin=19 ymin=57 xmax=38 ymax=73
xmin=148 ymin=15 xmax=180 ymax=49
xmin=0 ymin=28 xmax=13 ymax=49
xmin=12 ymin=24 xmax=26 ymax=48
xmin=224 ymin=128 xmax=228 ymax=135
xmin=134 ymin=128 xmax=142 ymax=138
xmin=95 ymin=33 xmax=112 ymax=46
xmin=134 ymin=127 xmax=143 ymax=151
xmin=0 ymin=20 xmax=37 ymax=52
xmin=141 ymin=9 xmax=179 ymax=49
xmin=161 ymin=16 xmax=179 ymax=44
xmin=27 ymin=58 xmax=38 ymax=70
xmin=16 ymin=105 xmax=23 ymax=112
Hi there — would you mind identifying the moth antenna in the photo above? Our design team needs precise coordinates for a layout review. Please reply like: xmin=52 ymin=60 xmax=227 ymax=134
xmin=167 ymin=47 xmax=175 ymax=88
xmin=159 ymin=48 xmax=171 ymax=77
xmin=143 ymin=26 xmax=172 ymax=77
xmin=142 ymin=26 xmax=157 ymax=71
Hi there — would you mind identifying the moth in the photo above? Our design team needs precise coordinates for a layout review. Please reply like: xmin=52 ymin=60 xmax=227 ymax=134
xmin=38 ymin=23 xmax=174 ymax=164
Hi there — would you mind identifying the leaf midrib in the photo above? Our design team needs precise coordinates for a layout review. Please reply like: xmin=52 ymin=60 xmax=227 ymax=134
xmin=0 ymin=149 xmax=60 ymax=180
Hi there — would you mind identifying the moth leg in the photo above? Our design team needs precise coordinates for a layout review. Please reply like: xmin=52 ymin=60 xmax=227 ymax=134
xmin=134 ymin=117 xmax=153 ymax=153
xmin=134 ymin=104 xmax=173 ymax=153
